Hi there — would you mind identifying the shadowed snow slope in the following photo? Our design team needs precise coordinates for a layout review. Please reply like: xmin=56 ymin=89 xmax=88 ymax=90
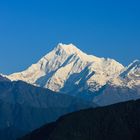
xmin=0 ymin=74 xmax=10 ymax=82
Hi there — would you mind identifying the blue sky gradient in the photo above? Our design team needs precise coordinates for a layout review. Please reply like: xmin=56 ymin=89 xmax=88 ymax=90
xmin=0 ymin=0 xmax=140 ymax=74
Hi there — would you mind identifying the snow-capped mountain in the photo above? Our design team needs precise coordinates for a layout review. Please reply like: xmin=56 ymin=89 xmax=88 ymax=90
xmin=111 ymin=59 xmax=140 ymax=88
xmin=8 ymin=43 xmax=124 ymax=93
xmin=6 ymin=43 xmax=140 ymax=106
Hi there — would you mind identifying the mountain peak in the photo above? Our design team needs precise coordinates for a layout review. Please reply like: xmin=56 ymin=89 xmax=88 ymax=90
xmin=54 ymin=43 xmax=82 ymax=55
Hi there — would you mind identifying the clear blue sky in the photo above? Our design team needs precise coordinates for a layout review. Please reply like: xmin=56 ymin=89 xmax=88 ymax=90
xmin=0 ymin=0 xmax=140 ymax=74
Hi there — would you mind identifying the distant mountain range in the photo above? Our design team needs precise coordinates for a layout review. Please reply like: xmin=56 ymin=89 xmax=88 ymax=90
xmin=4 ymin=43 xmax=140 ymax=105
xmin=0 ymin=79 xmax=95 ymax=140
xmin=19 ymin=99 xmax=140 ymax=140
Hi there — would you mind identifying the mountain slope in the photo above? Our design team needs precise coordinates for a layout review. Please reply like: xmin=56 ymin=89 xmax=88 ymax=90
xmin=20 ymin=99 xmax=140 ymax=140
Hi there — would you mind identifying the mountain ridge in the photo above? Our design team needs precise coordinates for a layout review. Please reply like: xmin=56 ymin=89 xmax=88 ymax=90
xmin=19 ymin=99 xmax=140 ymax=140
